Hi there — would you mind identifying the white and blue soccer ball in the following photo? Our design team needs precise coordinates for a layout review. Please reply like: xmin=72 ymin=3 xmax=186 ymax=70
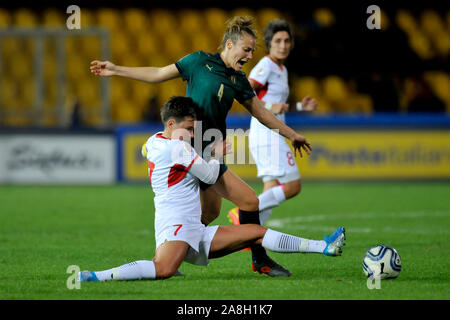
xmin=362 ymin=245 xmax=402 ymax=279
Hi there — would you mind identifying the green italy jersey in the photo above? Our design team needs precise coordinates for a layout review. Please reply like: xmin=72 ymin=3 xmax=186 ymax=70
xmin=175 ymin=51 xmax=256 ymax=138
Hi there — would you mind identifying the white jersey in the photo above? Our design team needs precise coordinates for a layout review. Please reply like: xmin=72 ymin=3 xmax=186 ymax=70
xmin=142 ymin=133 xmax=219 ymax=233
xmin=249 ymin=56 xmax=289 ymax=125
xmin=248 ymin=57 xmax=300 ymax=183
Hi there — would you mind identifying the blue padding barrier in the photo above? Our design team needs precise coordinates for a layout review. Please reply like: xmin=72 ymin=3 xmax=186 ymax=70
xmin=225 ymin=113 xmax=450 ymax=129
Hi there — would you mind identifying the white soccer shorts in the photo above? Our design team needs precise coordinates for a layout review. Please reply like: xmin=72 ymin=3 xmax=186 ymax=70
xmin=249 ymin=133 xmax=301 ymax=184
xmin=155 ymin=217 xmax=219 ymax=266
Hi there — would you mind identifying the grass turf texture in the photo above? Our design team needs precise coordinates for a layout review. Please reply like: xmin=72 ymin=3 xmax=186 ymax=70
xmin=0 ymin=182 xmax=449 ymax=300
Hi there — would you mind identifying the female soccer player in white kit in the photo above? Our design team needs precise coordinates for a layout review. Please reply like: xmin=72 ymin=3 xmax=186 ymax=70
xmin=78 ymin=97 xmax=344 ymax=282
xmin=229 ymin=19 xmax=318 ymax=226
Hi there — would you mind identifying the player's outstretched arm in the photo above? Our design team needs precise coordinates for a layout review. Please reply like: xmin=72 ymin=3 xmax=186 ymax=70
xmin=90 ymin=61 xmax=180 ymax=83
xmin=188 ymin=140 xmax=230 ymax=185
xmin=243 ymin=96 xmax=312 ymax=157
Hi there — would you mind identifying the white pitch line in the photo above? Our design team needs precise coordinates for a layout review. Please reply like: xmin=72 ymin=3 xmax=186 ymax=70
xmin=265 ymin=210 xmax=450 ymax=235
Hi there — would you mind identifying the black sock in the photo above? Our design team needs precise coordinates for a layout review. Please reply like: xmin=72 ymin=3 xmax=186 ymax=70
xmin=238 ymin=209 xmax=268 ymax=261
xmin=238 ymin=209 xmax=260 ymax=224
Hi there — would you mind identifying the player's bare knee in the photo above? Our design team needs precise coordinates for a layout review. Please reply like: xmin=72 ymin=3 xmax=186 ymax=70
xmin=201 ymin=210 xmax=220 ymax=225
xmin=284 ymin=180 xmax=302 ymax=199
xmin=241 ymin=191 xmax=259 ymax=211
xmin=153 ymin=261 xmax=177 ymax=279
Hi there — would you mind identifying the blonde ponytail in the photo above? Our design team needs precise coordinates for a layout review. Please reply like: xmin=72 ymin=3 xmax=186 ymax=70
xmin=219 ymin=16 xmax=257 ymax=51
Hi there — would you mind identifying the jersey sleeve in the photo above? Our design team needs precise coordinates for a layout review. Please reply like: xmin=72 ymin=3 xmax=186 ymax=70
xmin=172 ymin=140 xmax=220 ymax=184
xmin=171 ymin=140 xmax=199 ymax=167
xmin=235 ymin=74 xmax=256 ymax=104
xmin=175 ymin=51 xmax=203 ymax=81
xmin=189 ymin=157 xmax=220 ymax=185
xmin=248 ymin=57 xmax=271 ymax=87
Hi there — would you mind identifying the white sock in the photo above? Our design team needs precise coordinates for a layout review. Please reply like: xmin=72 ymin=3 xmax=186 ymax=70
xmin=94 ymin=260 xmax=156 ymax=281
xmin=258 ymin=186 xmax=286 ymax=224
xmin=259 ymin=209 xmax=272 ymax=225
xmin=262 ymin=229 xmax=326 ymax=253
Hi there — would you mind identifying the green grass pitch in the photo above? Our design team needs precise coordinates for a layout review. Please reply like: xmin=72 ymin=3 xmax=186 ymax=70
xmin=0 ymin=182 xmax=449 ymax=300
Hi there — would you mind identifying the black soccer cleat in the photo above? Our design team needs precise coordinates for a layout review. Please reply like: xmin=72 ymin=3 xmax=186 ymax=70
xmin=251 ymin=255 xmax=291 ymax=277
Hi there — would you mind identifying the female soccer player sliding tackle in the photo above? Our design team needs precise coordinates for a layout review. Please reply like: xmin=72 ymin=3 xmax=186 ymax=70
xmin=78 ymin=97 xmax=345 ymax=282
xmin=90 ymin=16 xmax=311 ymax=277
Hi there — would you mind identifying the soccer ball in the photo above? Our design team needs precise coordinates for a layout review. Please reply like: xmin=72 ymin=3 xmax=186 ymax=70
xmin=362 ymin=245 xmax=402 ymax=279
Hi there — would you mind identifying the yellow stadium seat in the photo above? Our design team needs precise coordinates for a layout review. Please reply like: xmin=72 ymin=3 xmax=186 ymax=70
xmin=110 ymin=31 xmax=133 ymax=62
xmin=344 ymin=94 xmax=373 ymax=114
xmin=110 ymin=78 xmax=130 ymax=105
xmin=148 ymin=9 xmax=178 ymax=37
xmin=231 ymin=8 xmax=256 ymax=21
xmin=191 ymin=32 xmax=217 ymax=53
xmin=1 ymin=79 xmax=20 ymax=109
xmin=123 ymin=8 xmax=149 ymax=34
xmin=43 ymin=56 xmax=57 ymax=80
xmin=13 ymin=8 xmax=38 ymax=27
xmin=420 ymin=9 xmax=445 ymax=35
xmin=66 ymin=54 xmax=89 ymax=81
xmin=178 ymin=9 xmax=203 ymax=35
xmin=20 ymin=80 xmax=35 ymax=108
xmin=78 ymin=36 xmax=102 ymax=60
xmin=409 ymin=31 xmax=434 ymax=60
xmin=310 ymin=97 xmax=332 ymax=114
xmin=155 ymin=80 xmax=186 ymax=106
xmin=162 ymin=32 xmax=191 ymax=61
xmin=65 ymin=36 xmax=81 ymax=57
xmin=257 ymin=8 xmax=283 ymax=29
xmin=96 ymin=8 xmax=122 ymax=31
xmin=43 ymin=8 xmax=64 ymax=27
xmin=1 ymin=36 xmax=22 ymax=56
xmin=293 ymin=77 xmax=322 ymax=102
xmin=379 ymin=10 xmax=390 ymax=30
xmin=80 ymin=9 xmax=96 ymax=27
xmin=8 ymin=53 xmax=31 ymax=80
xmin=112 ymin=98 xmax=142 ymax=123
xmin=44 ymin=80 xmax=57 ymax=108
xmin=0 ymin=9 xmax=11 ymax=27
xmin=130 ymin=80 xmax=157 ymax=106
xmin=313 ymin=8 xmax=336 ymax=27
xmin=79 ymin=35 xmax=102 ymax=60
xmin=395 ymin=9 xmax=417 ymax=34
xmin=142 ymin=54 xmax=172 ymax=68
xmin=115 ymin=53 xmax=143 ymax=73
xmin=204 ymin=8 xmax=228 ymax=38
xmin=423 ymin=71 xmax=450 ymax=107
xmin=76 ymin=79 xmax=100 ymax=108
xmin=431 ymin=30 xmax=450 ymax=57
xmin=135 ymin=30 xmax=160 ymax=57
xmin=322 ymin=75 xmax=349 ymax=102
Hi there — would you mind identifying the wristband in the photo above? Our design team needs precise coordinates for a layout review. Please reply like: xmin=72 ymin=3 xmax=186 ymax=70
xmin=296 ymin=102 xmax=303 ymax=111
xmin=265 ymin=102 xmax=272 ymax=110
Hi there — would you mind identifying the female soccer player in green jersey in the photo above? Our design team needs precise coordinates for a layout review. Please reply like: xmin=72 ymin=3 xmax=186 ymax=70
xmin=90 ymin=16 xmax=311 ymax=277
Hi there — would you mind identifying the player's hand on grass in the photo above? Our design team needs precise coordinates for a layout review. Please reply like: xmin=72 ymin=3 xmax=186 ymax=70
xmin=290 ymin=133 xmax=312 ymax=158
xmin=90 ymin=60 xmax=117 ymax=76
xmin=301 ymin=95 xmax=318 ymax=111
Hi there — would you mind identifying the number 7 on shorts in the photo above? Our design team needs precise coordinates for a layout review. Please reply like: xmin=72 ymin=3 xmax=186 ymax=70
xmin=173 ymin=224 xmax=183 ymax=236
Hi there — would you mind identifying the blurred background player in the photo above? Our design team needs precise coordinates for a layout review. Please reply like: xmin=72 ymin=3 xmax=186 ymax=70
xmin=229 ymin=19 xmax=318 ymax=227
xmin=90 ymin=16 xmax=313 ymax=277
xmin=78 ymin=96 xmax=346 ymax=282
